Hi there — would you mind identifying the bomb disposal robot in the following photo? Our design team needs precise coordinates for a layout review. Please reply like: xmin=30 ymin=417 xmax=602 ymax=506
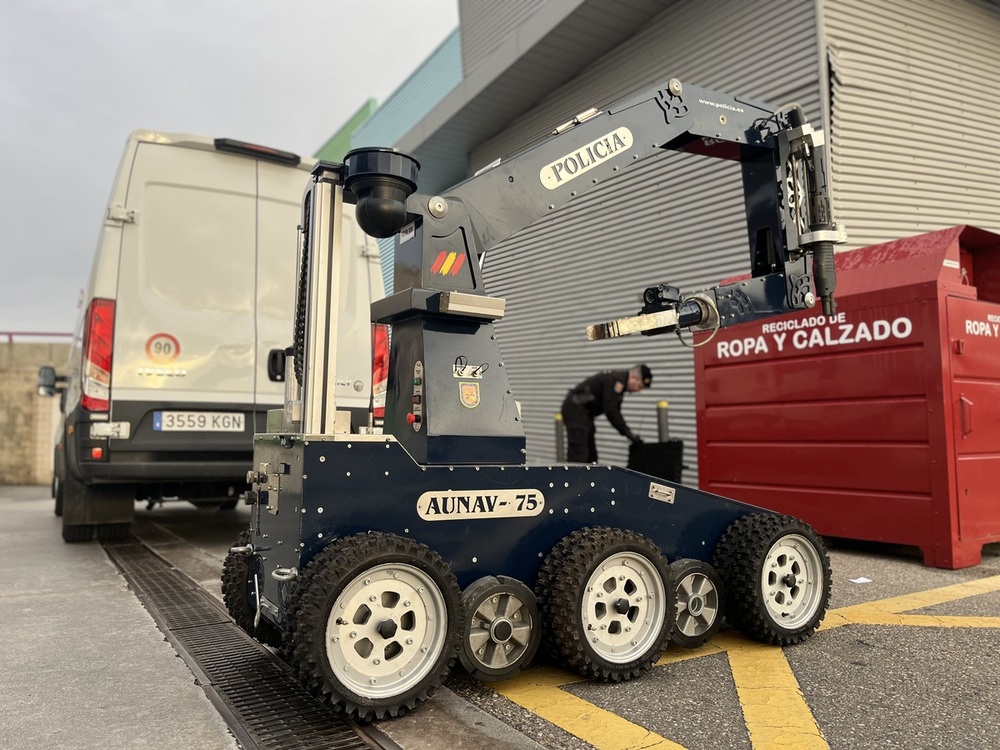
xmin=224 ymin=78 xmax=845 ymax=721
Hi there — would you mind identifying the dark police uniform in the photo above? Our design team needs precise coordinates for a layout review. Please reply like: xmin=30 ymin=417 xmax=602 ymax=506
xmin=561 ymin=369 xmax=641 ymax=463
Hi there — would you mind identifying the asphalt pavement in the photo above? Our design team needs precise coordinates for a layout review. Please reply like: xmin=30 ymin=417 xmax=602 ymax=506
xmin=2 ymin=484 xmax=998 ymax=750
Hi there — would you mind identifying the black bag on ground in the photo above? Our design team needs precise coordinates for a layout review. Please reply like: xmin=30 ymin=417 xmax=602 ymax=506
xmin=627 ymin=439 xmax=684 ymax=483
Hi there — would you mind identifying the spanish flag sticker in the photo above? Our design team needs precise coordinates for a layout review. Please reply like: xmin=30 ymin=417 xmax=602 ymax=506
xmin=431 ymin=251 xmax=466 ymax=277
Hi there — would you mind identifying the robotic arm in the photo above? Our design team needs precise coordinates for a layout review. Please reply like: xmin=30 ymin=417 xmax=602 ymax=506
xmin=296 ymin=77 xmax=843 ymax=462
xmin=345 ymin=78 xmax=842 ymax=337
xmin=585 ymin=99 xmax=841 ymax=342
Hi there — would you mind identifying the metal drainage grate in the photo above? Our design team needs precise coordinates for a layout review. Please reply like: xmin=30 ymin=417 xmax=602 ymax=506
xmin=103 ymin=540 xmax=390 ymax=750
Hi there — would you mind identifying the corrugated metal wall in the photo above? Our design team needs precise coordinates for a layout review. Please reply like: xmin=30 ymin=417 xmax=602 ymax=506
xmin=458 ymin=0 xmax=553 ymax=73
xmin=475 ymin=0 xmax=822 ymax=478
xmin=824 ymin=0 xmax=1000 ymax=248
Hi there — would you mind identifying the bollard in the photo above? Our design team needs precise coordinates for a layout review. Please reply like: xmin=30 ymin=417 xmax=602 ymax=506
xmin=554 ymin=413 xmax=565 ymax=462
xmin=657 ymin=400 xmax=670 ymax=442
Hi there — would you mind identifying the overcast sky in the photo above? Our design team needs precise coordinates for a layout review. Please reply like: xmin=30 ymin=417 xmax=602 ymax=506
xmin=0 ymin=0 xmax=458 ymax=338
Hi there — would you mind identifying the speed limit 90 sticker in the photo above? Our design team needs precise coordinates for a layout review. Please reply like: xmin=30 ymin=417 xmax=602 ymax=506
xmin=145 ymin=333 xmax=180 ymax=363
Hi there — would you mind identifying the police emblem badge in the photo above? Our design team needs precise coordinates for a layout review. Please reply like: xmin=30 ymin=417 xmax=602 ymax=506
xmin=460 ymin=381 xmax=480 ymax=408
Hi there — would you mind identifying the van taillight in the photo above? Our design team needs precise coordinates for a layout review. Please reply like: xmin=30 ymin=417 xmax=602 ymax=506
xmin=82 ymin=298 xmax=115 ymax=412
xmin=372 ymin=324 xmax=389 ymax=419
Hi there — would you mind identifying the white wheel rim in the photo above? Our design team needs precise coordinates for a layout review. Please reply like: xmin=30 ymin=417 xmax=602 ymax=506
xmin=580 ymin=551 xmax=666 ymax=664
xmin=675 ymin=571 xmax=720 ymax=637
xmin=761 ymin=533 xmax=824 ymax=629
xmin=325 ymin=563 xmax=448 ymax=699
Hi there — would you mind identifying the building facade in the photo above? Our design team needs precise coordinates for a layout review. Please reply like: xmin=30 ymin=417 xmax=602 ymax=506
xmin=338 ymin=0 xmax=1000 ymax=479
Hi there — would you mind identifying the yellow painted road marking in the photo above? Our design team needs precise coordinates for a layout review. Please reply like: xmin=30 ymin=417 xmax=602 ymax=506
xmin=820 ymin=573 xmax=1000 ymax=631
xmin=655 ymin=637 xmax=729 ymax=666
xmin=836 ymin=612 xmax=1000 ymax=628
xmin=492 ymin=573 xmax=1000 ymax=750
xmin=727 ymin=642 xmax=828 ymax=750
xmin=494 ymin=667 xmax=686 ymax=750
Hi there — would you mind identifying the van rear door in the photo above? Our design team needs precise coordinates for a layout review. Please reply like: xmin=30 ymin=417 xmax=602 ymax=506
xmin=329 ymin=209 xmax=384 ymax=417
xmin=113 ymin=142 xmax=259 ymax=406
xmin=256 ymin=161 xmax=311 ymax=408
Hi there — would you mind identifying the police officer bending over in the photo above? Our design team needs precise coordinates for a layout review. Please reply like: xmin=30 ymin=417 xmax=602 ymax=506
xmin=561 ymin=364 xmax=652 ymax=463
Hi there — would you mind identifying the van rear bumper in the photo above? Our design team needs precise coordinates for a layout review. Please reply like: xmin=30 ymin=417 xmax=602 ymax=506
xmin=65 ymin=400 xmax=373 ymax=489
xmin=66 ymin=400 xmax=266 ymax=488
xmin=75 ymin=456 xmax=251 ymax=483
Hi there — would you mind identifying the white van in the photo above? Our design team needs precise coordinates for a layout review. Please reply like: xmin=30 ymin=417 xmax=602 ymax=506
xmin=40 ymin=131 xmax=385 ymax=543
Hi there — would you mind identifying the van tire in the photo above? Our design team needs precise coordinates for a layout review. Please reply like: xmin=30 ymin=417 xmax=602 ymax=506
xmin=54 ymin=476 xmax=64 ymax=517
xmin=60 ymin=475 xmax=134 ymax=543
xmin=62 ymin=521 xmax=94 ymax=543
xmin=97 ymin=523 xmax=130 ymax=543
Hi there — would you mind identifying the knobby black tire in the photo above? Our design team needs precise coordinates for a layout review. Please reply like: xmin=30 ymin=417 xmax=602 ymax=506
xmin=286 ymin=532 xmax=462 ymax=722
xmin=460 ymin=575 xmax=541 ymax=681
xmin=541 ymin=526 xmax=674 ymax=681
xmin=534 ymin=531 xmax=576 ymax=662
xmin=221 ymin=530 xmax=282 ymax=648
xmin=713 ymin=513 xmax=832 ymax=646
xmin=669 ymin=558 xmax=725 ymax=649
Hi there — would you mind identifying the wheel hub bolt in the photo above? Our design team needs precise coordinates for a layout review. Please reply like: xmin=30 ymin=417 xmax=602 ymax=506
xmin=614 ymin=598 xmax=630 ymax=614
xmin=377 ymin=619 xmax=398 ymax=639
xmin=781 ymin=573 xmax=797 ymax=587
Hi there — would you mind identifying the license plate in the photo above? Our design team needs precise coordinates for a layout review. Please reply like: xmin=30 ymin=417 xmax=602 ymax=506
xmin=153 ymin=411 xmax=245 ymax=432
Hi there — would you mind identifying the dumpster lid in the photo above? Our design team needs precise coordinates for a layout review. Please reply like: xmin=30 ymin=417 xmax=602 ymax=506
xmin=721 ymin=226 xmax=1000 ymax=302
xmin=836 ymin=225 xmax=1000 ymax=300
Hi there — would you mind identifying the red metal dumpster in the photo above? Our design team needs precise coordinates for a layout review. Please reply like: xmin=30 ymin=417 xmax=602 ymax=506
xmin=695 ymin=226 xmax=1000 ymax=568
